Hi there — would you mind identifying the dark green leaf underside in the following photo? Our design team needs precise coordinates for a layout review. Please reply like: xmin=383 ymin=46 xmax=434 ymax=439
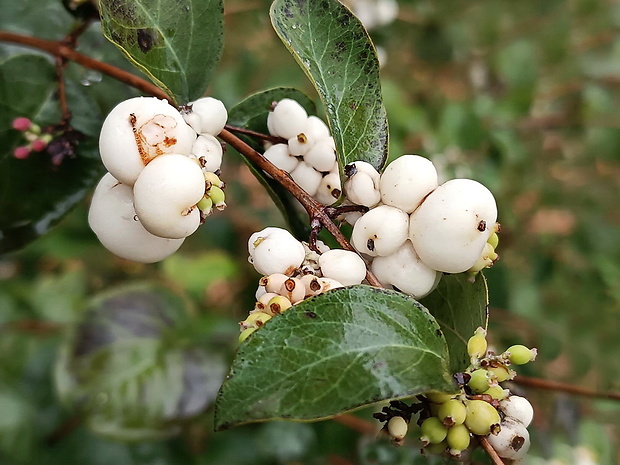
xmin=270 ymin=0 xmax=388 ymax=170
xmin=99 ymin=0 xmax=224 ymax=103
xmin=421 ymin=274 xmax=489 ymax=374
xmin=227 ymin=87 xmax=316 ymax=239
xmin=215 ymin=285 xmax=454 ymax=430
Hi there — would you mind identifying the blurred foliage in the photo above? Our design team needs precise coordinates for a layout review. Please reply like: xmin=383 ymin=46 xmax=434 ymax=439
xmin=0 ymin=0 xmax=619 ymax=464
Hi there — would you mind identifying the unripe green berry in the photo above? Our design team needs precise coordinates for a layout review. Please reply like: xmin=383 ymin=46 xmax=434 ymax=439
xmin=467 ymin=327 xmax=488 ymax=359
xmin=197 ymin=196 xmax=214 ymax=216
xmin=239 ymin=327 xmax=256 ymax=343
xmin=426 ymin=392 xmax=454 ymax=404
xmin=505 ymin=345 xmax=537 ymax=365
xmin=204 ymin=171 xmax=225 ymax=189
xmin=488 ymin=365 xmax=514 ymax=382
xmin=387 ymin=416 xmax=408 ymax=442
xmin=267 ymin=295 xmax=292 ymax=315
xmin=464 ymin=400 xmax=501 ymax=435
xmin=487 ymin=232 xmax=499 ymax=249
xmin=420 ymin=417 xmax=448 ymax=445
xmin=468 ymin=369 xmax=492 ymax=394
xmin=446 ymin=424 xmax=471 ymax=456
xmin=208 ymin=185 xmax=227 ymax=211
xmin=240 ymin=311 xmax=272 ymax=330
xmin=438 ymin=399 xmax=467 ymax=427
xmin=483 ymin=385 xmax=510 ymax=400
xmin=424 ymin=440 xmax=447 ymax=455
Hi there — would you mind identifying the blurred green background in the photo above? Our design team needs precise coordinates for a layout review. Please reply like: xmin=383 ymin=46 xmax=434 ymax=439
xmin=1 ymin=0 xmax=619 ymax=464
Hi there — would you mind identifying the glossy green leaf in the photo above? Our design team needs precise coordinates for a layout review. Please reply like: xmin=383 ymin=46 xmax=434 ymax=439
xmin=270 ymin=0 xmax=388 ymax=170
xmin=98 ymin=0 xmax=224 ymax=103
xmin=0 ymin=55 xmax=104 ymax=254
xmin=214 ymin=286 xmax=454 ymax=430
xmin=421 ymin=274 xmax=489 ymax=374
xmin=227 ymin=87 xmax=316 ymax=239
xmin=55 ymin=284 xmax=227 ymax=441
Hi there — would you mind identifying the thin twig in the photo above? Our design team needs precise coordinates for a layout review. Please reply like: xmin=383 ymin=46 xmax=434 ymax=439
xmin=332 ymin=414 xmax=378 ymax=435
xmin=0 ymin=31 xmax=171 ymax=103
xmin=225 ymin=125 xmax=286 ymax=144
xmin=218 ymin=128 xmax=383 ymax=287
xmin=55 ymin=55 xmax=71 ymax=123
xmin=513 ymin=376 xmax=620 ymax=401
xmin=478 ymin=436 xmax=507 ymax=465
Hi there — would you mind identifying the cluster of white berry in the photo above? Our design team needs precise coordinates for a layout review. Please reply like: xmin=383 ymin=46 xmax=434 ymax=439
xmin=238 ymin=226 xmax=367 ymax=342
xmin=378 ymin=328 xmax=537 ymax=461
xmin=264 ymin=99 xmax=342 ymax=206
xmin=342 ymin=0 xmax=399 ymax=31
xmin=344 ymin=155 xmax=499 ymax=299
xmin=88 ymin=96 xmax=228 ymax=263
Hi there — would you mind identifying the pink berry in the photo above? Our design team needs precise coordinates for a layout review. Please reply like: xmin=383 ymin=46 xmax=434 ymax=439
xmin=12 ymin=117 xmax=32 ymax=132
xmin=13 ymin=146 xmax=31 ymax=159
xmin=31 ymin=139 xmax=47 ymax=152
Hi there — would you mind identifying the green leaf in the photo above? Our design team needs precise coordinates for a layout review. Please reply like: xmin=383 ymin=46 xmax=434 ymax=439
xmin=55 ymin=284 xmax=227 ymax=441
xmin=420 ymin=274 xmax=489 ymax=374
xmin=214 ymin=285 xmax=454 ymax=430
xmin=227 ymin=87 xmax=316 ymax=239
xmin=270 ymin=0 xmax=388 ymax=170
xmin=0 ymin=55 xmax=104 ymax=254
xmin=98 ymin=0 xmax=224 ymax=104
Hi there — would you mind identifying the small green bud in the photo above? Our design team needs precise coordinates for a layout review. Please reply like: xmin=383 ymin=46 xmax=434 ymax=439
xmin=483 ymin=385 xmax=510 ymax=400
xmin=505 ymin=345 xmax=537 ymax=365
xmin=438 ymin=399 xmax=467 ymax=427
xmin=426 ymin=392 xmax=455 ymax=404
xmin=487 ymin=232 xmax=499 ymax=249
xmin=420 ymin=417 xmax=448 ymax=445
xmin=464 ymin=400 xmax=501 ymax=435
xmin=208 ymin=185 xmax=227 ymax=211
xmin=238 ymin=327 xmax=256 ymax=343
xmin=387 ymin=416 xmax=408 ymax=443
xmin=468 ymin=369 xmax=492 ymax=394
xmin=267 ymin=295 xmax=292 ymax=315
xmin=240 ymin=311 xmax=272 ymax=330
xmin=467 ymin=327 xmax=488 ymax=359
xmin=197 ymin=196 xmax=213 ymax=215
xmin=446 ymin=424 xmax=471 ymax=456
xmin=488 ymin=365 xmax=514 ymax=382
xmin=204 ymin=171 xmax=225 ymax=189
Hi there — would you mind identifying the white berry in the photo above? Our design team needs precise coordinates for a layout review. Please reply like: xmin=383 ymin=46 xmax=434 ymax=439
xmin=263 ymin=143 xmax=300 ymax=173
xmin=315 ymin=172 xmax=342 ymax=205
xmin=344 ymin=161 xmax=381 ymax=207
xmin=486 ymin=417 xmax=531 ymax=461
xmin=319 ymin=249 xmax=367 ymax=286
xmin=380 ymin=155 xmax=438 ymax=213
xmin=267 ymin=99 xmax=308 ymax=139
xmin=499 ymin=396 xmax=534 ymax=428
xmin=409 ymin=179 xmax=498 ymax=273
xmin=190 ymin=134 xmax=223 ymax=172
xmin=133 ymin=154 xmax=206 ymax=239
xmin=304 ymin=139 xmax=337 ymax=172
xmin=183 ymin=97 xmax=228 ymax=136
xmin=290 ymin=161 xmax=323 ymax=196
xmin=88 ymin=173 xmax=184 ymax=262
xmin=306 ymin=116 xmax=331 ymax=140
xmin=351 ymin=205 xmax=409 ymax=257
xmin=99 ymin=97 xmax=196 ymax=186
xmin=371 ymin=241 xmax=440 ymax=298
xmin=248 ymin=227 xmax=305 ymax=276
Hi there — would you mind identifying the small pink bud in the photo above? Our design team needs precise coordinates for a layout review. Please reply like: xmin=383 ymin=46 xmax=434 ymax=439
xmin=13 ymin=146 xmax=31 ymax=159
xmin=31 ymin=139 xmax=48 ymax=152
xmin=12 ymin=117 xmax=32 ymax=132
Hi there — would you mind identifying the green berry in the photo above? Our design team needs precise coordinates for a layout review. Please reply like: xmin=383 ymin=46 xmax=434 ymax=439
xmin=468 ymin=369 xmax=492 ymax=394
xmin=208 ymin=185 xmax=227 ymax=211
xmin=267 ymin=295 xmax=292 ymax=315
xmin=505 ymin=345 xmax=537 ymax=365
xmin=204 ymin=171 xmax=225 ymax=189
xmin=426 ymin=392 xmax=455 ymax=404
xmin=467 ymin=327 xmax=488 ymax=359
xmin=424 ymin=440 xmax=447 ymax=455
xmin=420 ymin=417 xmax=448 ymax=445
xmin=238 ymin=327 xmax=256 ymax=343
xmin=464 ymin=400 xmax=501 ymax=435
xmin=240 ymin=311 xmax=271 ymax=329
xmin=438 ymin=399 xmax=467 ymax=427
xmin=487 ymin=232 xmax=499 ymax=249
xmin=446 ymin=424 xmax=471 ymax=456
xmin=197 ymin=196 xmax=213 ymax=215
xmin=488 ymin=365 xmax=514 ymax=382
xmin=483 ymin=385 xmax=510 ymax=400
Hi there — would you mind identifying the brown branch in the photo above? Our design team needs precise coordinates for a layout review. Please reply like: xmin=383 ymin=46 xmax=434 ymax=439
xmin=332 ymin=414 xmax=377 ymax=436
xmin=218 ymin=128 xmax=382 ymax=287
xmin=478 ymin=436 xmax=507 ymax=465
xmin=0 ymin=30 xmax=171 ymax=104
xmin=513 ymin=375 xmax=620 ymax=401
xmin=55 ymin=55 xmax=71 ymax=123
xmin=224 ymin=124 xmax=286 ymax=144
